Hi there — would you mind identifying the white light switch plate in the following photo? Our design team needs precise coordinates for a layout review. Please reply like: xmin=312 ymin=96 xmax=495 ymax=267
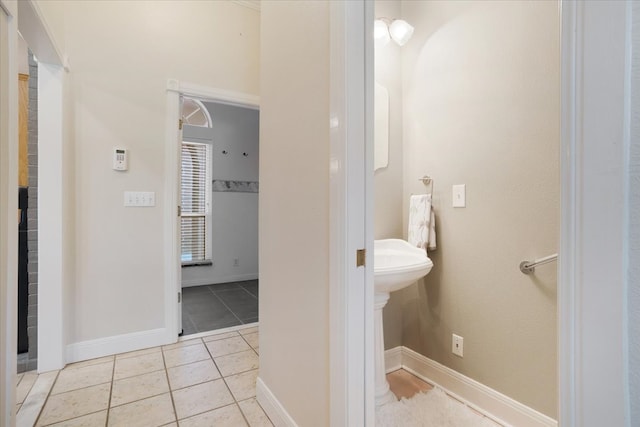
xmin=124 ymin=191 xmax=156 ymax=207
xmin=452 ymin=184 xmax=466 ymax=208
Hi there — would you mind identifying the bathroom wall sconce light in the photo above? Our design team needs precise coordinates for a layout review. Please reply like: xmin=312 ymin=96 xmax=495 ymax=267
xmin=374 ymin=18 xmax=414 ymax=48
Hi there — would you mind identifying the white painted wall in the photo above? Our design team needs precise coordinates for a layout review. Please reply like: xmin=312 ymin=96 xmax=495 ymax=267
xmin=36 ymin=0 xmax=259 ymax=346
xmin=391 ymin=0 xmax=560 ymax=418
xmin=181 ymin=102 xmax=259 ymax=286
xmin=259 ymin=1 xmax=330 ymax=425
xmin=629 ymin=2 xmax=640 ymax=424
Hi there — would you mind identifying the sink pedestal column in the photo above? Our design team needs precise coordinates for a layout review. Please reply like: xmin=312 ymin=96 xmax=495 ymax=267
xmin=375 ymin=291 xmax=397 ymax=407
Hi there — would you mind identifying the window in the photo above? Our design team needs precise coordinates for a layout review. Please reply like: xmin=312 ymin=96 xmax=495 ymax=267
xmin=182 ymin=98 xmax=212 ymax=127
xmin=181 ymin=141 xmax=212 ymax=264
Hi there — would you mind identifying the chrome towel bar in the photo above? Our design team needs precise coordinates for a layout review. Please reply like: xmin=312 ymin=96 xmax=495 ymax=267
xmin=519 ymin=253 xmax=558 ymax=275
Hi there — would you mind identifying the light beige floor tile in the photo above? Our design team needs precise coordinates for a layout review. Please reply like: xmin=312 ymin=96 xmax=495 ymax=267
xmin=242 ymin=332 xmax=259 ymax=349
xmin=202 ymin=331 xmax=239 ymax=343
xmin=205 ymin=336 xmax=251 ymax=358
xmin=238 ymin=398 xmax=274 ymax=427
xmin=179 ymin=404 xmax=248 ymax=427
xmin=239 ymin=327 xmax=258 ymax=336
xmin=167 ymin=359 xmax=220 ymax=390
xmin=36 ymin=383 xmax=110 ymax=426
xmin=46 ymin=410 xmax=107 ymax=426
xmin=16 ymin=403 xmax=21 ymax=414
xmin=65 ymin=355 xmax=114 ymax=370
xmin=172 ymin=379 xmax=234 ymax=420
xmin=16 ymin=372 xmax=25 ymax=387
xmin=163 ymin=343 xmax=210 ymax=368
xmin=161 ymin=424 xmax=177 ymax=427
xmin=16 ymin=371 xmax=38 ymax=404
xmin=115 ymin=346 xmax=161 ymax=361
xmin=18 ymin=371 xmax=58 ymax=427
xmin=483 ymin=416 xmax=505 ymax=426
xmin=225 ymin=369 xmax=258 ymax=401
xmin=110 ymin=370 xmax=169 ymax=407
xmin=214 ymin=349 xmax=259 ymax=377
xmin=52 ymin=361 xmax=113 ymax=395
xmin=107 ymin=393 xmax=175 ymax=427
xmin=113 ymin=351 xmax=164 ymax=380
xmin=162 ymin=338 xmax=202 ymax=351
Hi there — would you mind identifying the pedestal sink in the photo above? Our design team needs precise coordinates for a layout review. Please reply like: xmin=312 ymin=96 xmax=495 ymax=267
xmin=374 ymin=239 xmax=433 ymax=407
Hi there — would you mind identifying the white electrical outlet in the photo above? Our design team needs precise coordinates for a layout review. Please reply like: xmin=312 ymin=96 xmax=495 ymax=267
xmin=452 ymin=334 xmax=464 ymax=357
xmin=233 ymin=258 xmax=239 ymax=267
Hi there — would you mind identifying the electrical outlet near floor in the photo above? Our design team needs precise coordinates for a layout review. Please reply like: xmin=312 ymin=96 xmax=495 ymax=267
xmin=233 ymin=258 xmax=239 ymax=267
xmin=452 ymin=334 xmax=464 ymax=357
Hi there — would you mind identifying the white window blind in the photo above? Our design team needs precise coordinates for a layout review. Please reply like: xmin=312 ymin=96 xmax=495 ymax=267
xmin=181 ymin=141 xmax=211 ymax=264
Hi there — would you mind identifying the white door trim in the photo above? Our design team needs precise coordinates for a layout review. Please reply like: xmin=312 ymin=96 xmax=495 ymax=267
xmin=16 ymin=0 xmax=66 ymax=374
xmin=0 ymin=1 xmax=19 ymax=425
xmin=559 ymin=1 xmax=631 ymax=425
xmin=2 ymin=0 xmax=67 ymax=422
xmin=328 ymin=1 xmax=374 ymax=425
xmin=164 ymin=80 xmax=259 ymax=341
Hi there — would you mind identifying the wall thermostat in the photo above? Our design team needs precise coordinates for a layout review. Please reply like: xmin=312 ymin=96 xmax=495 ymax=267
xmin=113 ymin=147 xmax=128 ymax=171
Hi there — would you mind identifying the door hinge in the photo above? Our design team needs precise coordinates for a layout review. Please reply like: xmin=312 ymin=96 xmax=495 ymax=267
xmin=356 ymin=249 xmax=366 ymax=267
xmin=178 ymin=292 xmax=181 ymax=303
xmin=178 ymin=205 xmax=181 ymax=216
xmin=179 ymin=118 xmax=184 ymax=130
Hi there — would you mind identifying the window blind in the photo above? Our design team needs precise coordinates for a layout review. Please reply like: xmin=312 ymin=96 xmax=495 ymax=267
xmin=181 ymin=141 xmax=211 ymax=264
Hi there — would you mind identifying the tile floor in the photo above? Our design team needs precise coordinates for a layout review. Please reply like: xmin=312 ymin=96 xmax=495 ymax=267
xmin=16 ymin=325 xmax=269 ymax=427
xmin=15 ymin=323 xmax=501 ymax=427
xmin=181 ymin=281 xmax=258 ymax=335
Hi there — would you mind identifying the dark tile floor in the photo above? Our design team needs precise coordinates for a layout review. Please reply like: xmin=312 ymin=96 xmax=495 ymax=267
xmin=181 ymin=280 xmax=258 ymax=336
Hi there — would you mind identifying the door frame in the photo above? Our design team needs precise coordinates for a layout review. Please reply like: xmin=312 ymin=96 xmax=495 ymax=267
xmin=328 ymin=1 xmax=374 ymax=425
xmin=0 ymin=1 xmax=19 ymax=424
xmin=164 ymin=79 xmax=259 ymax=341
xmin=559 ymin=1 xmax=632 ymax=425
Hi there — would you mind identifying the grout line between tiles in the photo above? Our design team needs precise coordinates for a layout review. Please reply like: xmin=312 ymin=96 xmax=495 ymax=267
xmin=29 ymin=370 xmax=60 ymax=427
xmin=210 ymin=291 xmax=245 ymax=326
xmin=161 ymin=344 xmax=180 ymax=425
xmin=104 ymin=358 xmax=115 ymax=427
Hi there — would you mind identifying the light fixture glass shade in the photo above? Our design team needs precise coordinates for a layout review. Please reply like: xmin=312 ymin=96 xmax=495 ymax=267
xmin=374 ymin=19 xmax=390 ymax=48
xmin=389 ymin=19 xmax=414 ymax=46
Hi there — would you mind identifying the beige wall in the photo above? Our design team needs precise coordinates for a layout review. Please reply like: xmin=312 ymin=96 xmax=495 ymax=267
xmin=384 ymin=0 xmax=560 ymax=418
xmin=37 ymin=1 xmax=259 ymax=344
xmin=374 ymin=1 xmax=403 ymax=241
xmin=258 ymin=1 xmax=330 ymax=425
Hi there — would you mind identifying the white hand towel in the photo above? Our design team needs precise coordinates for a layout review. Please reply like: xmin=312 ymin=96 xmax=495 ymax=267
xmin=428 ymin=209 xmax=437 ymax=251
xmin=408 ymin=194 xmax=432 ymax=251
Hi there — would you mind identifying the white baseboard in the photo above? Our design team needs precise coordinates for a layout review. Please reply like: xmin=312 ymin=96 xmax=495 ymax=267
xmin=65 ymin=328 xmax=169 ymax=364
xmin=181 ymin=273 xmax=258 ymax=287
xmin=385 ymin=346 xmax=557 ymax=427
xmin=256 ymin=377 xmax=299 ymax=427
xmin=384 ymin=346 xmax=402 ymax=373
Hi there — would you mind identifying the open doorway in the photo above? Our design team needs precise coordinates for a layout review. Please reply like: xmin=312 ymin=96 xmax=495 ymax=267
xmin=178 ymin=95 xmax=260 ymax=336
xmin=16 ymin=36 xmax=39 ymax=374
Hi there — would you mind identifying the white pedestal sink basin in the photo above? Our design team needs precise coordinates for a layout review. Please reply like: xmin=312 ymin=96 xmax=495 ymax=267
xmin=374 ymin=239 xmax=433 ymax=407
